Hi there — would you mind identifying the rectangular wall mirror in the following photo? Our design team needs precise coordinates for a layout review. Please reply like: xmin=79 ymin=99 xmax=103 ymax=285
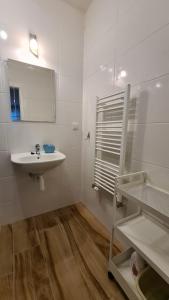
xmin=7 ymin=59 xmax=56 ymax=122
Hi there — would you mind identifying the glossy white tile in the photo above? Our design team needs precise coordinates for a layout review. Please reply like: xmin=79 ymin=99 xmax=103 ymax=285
xmin=85 ymin=0 xmax=118 ymax=50
xmin=0 ymin=124 xmax=8 ymax=151
xmin=0 ymin=152 xmax=14 ymax=178
xmin=0 ymin=201 xmax=23 ymax=224
xmin=0 ymin=61 xmax=9 ymax=92
xmin=131 ymin=159 xmax=169 ymax=192
xmin=131 ymin=75 xmax=169 ymax=124
xmin=84 ymin=28 xmax=116 ymax=78
xmin=0 ymin=0 xmax=83 ymax=224
xmin=0 ymin=176 xmax=19 ymax=204
xmin=117 ymin=0 xmax=169 ymax=56
xmin=58 ymin=75 xmax=82 ymax=101
xmin=7 ymin=123 xmax=56 ymax=153
xmin=0 ymin=92 xmax=11 ymax=123
xmin=115 ymin=24 xmax=169 ymax=86
xmin=55 ymin=101 xmax=82 ymax=126
xmin=83 ymin=0 xmax=169 ymax=230
xmin=131 ymin=123 xmax=169 ymax=168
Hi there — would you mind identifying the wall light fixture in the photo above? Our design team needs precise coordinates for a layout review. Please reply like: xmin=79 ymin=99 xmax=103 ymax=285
xmin=0 ymin=30 xmax=8 ymax=40
xmin=29 ymin=33 xmax=38 ymax=57
xmin=120 ymin=70 xmax=127 ymax=78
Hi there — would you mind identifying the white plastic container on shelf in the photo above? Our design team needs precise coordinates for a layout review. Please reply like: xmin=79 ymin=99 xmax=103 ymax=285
xmin=130 ymin=251 xmax=146 ymax=278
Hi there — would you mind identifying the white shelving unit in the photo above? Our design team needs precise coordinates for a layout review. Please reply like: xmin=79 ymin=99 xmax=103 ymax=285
xmin=109 ymin=248 xmax=143 ymax=300
xmin=108 ymin=171 xmax=169 ymax=300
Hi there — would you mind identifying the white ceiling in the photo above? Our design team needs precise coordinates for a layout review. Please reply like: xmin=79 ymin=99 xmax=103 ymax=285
xmin=63 ymin=0 xmax=91 ymax=12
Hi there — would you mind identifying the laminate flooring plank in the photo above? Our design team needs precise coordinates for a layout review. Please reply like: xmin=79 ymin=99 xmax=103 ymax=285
xmin=69 ymin=205 xmax=111 ymax=258
xmin=14 ymin=246 xmax=54 ymax=300
xmin=67 ymin=216 xmax=126 ymax=300
xmin=30 ymin=246 xmax=54 ymax=300
xmin=14 ymin=250 xmax=35 ymax=300
xmin=75 ymin=203 xmax=123 ymax=255
xmin=0 ymin=274 xmax=13 ymax=300
xmin=12 ymin=219 xmax=40 ymax=253
xmin=34 ymin=211 xmax=60 ymax=232
xmin=59 ymin=220 xmax=109 ymax=300
xmin=0 ymin=225 xmax=13 ymax=277
xmin=41 ymin=224 xmax=94 ymax=300
xmin=0 ymin=203 xmax=127 ymax=300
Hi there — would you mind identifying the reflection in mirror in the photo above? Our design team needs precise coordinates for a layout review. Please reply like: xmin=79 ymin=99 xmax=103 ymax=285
xmin=7 ymin=59 xmax=56 ymax=122
xmin=10 ymin=86 xmax=21 ymax=121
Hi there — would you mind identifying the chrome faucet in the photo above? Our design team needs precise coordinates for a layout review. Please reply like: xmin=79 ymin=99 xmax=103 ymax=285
xmin=35 ymin=144 xmax=41 ymax=158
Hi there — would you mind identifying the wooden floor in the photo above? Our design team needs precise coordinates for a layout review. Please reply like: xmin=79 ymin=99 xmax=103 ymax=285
xmin=0 ymin=202 xmax=126 ymax=300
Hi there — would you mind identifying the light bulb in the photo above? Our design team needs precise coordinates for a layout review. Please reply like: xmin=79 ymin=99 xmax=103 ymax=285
xmin=29 ymin=33 xmax=38 ymax=57
xmin=120 ymin=70 xmax=127 ymax=78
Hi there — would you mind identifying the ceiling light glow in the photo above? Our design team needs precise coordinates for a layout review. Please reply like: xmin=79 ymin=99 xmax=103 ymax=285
xmin=155 ymin=82 xmax=162 ymax=88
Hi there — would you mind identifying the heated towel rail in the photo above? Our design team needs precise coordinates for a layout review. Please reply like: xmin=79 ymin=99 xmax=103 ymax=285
xmin=92 ymin=84 xmax=130 ymax=202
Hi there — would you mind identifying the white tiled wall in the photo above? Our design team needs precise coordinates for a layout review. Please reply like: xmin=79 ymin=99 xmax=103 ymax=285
xmin=0 ymin=0 xmax=83 ymax=224
xmin=82 ymin=0 xmax=169 ymax=230
xmin=1 ymin=0 xmax=169 ymax=228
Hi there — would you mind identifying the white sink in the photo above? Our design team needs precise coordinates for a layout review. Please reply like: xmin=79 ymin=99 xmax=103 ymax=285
xmin=11 ymin=151 xmax=66 ymax=175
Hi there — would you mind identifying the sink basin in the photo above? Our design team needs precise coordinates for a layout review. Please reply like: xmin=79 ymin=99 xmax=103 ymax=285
xmin=11 ymin=151 xmax=66 ymax=175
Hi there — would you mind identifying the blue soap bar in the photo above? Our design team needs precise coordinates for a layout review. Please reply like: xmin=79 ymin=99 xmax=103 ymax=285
xmin=43 ymin=144 xmax=56 ymax=153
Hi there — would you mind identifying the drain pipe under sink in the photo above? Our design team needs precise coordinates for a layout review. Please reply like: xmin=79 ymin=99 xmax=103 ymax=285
xmin=29 ymin=173 xmax=45 ymax=191
xmin=39 ymin=175 xmax=45 ymax=191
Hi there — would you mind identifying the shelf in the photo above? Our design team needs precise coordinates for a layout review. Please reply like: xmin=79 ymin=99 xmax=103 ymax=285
xmin=109 ymin=171 xmax=169 ymax=299
xmin=109 ymin=248 xmax=142 ymax=300
xmin=116 ymin=214 xmax=169 ymax=284
xmin=117 ymin=182 xmax=169 ymax=224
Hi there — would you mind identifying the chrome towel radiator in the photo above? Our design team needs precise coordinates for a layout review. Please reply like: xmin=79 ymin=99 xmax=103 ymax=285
xmin=92 ymin=84 xmax=130 ymax=201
